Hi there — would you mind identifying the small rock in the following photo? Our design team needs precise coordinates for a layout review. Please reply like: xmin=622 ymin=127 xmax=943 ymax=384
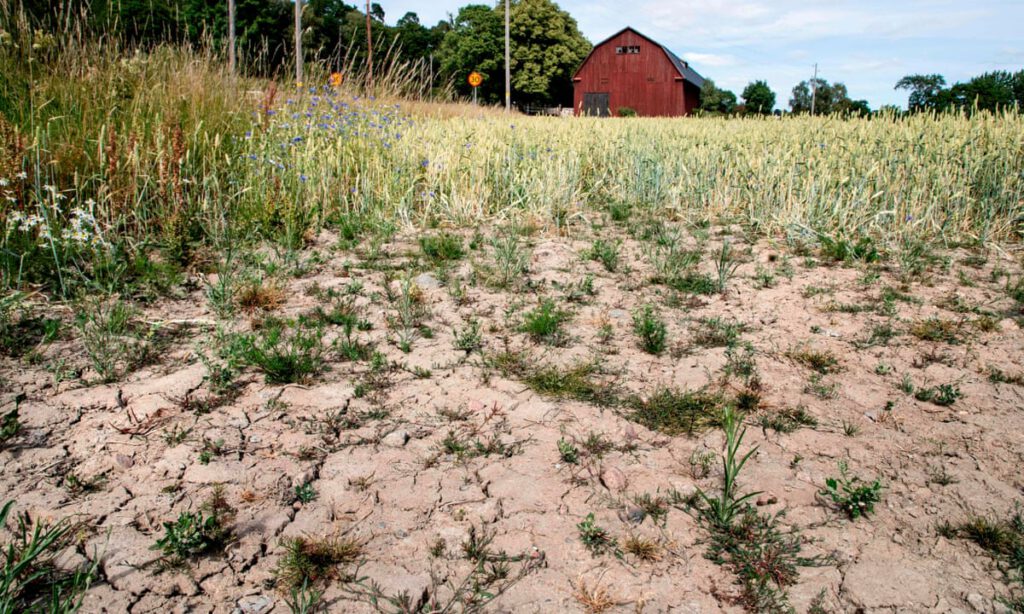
xmin=609 ymin=309 xmax=629 ymax=320
xmin=236 ymin=594 xmax=274 ymax=614
xmin=600 ymin=466 xmax=627 ymax=492
xmin=414 ymin=272 xmax=442 ymax=290
xmin=756 ymin=494 xmax=778 ymax=506
xmin=965 ymin=593 xmax=988 ymax=612
xmin=759 ymin=313 xmax=778 ymax=325
xmin=623 ymin=507 xmax=646 ymax=524
xmin=114 ymin=454 xmax=134 ymax=470
xmin=382 ymin=430 xmax=410 ymax=448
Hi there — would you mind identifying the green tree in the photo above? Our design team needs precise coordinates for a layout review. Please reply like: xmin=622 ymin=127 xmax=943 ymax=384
xmin=508 ymin=0 xmax=591 ymax=106
xmin=699 ymin=78 xmax=737 ymax=114
xmin=895 ymin=74 xmax=949 ymax=112
xmin=437 ymin=4 xmax=505 ymax=102
xmin=790 ymin=78 xmax=868 ymax=115
xmin=437 ymin=0 xmax=590 ymax=106
xmin=741 ymin=80 xmax=775 ymax=115
xmin=949 ymin=70 xmax=1023 ymax=112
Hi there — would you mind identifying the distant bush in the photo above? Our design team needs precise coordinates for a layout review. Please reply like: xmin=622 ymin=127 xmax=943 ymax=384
xmin=617 ymin=107 xmax=637 ymax=117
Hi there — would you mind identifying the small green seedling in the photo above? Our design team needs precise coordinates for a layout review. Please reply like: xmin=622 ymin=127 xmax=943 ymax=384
xmin=820 ymin=461 xmax=882 ymax=520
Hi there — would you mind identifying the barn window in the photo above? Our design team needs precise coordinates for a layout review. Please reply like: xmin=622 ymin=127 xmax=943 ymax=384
xmin=616 ymin=45 xmax=640 ymax=55
xmin=615 ymin=46 xmax=624 ymax=54
xmin=629 ymin=45 xmax=640 ymax=54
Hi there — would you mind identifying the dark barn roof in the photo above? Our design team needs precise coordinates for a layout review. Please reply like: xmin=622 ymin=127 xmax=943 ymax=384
xmin=574 ymin=27 xmax=705 ymax=88
xmin=661 ymin=47 xmax=705 ymax=89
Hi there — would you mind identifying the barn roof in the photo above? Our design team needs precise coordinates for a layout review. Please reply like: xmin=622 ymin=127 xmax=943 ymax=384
xmin=573 ymin=26 xmax=706 ymax=88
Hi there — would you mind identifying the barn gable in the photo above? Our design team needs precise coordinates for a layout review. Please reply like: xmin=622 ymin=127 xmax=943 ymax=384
xmin=572 ymin=27 xmax=705 ymax=117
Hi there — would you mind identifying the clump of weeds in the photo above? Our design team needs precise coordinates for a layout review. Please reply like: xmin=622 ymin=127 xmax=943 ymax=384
xmin=628 ymin=388 xmax=726 ymax=436
xmin=236 ymin=316 xmax=326 ymax=384
xmin=632 ymin=304 xmax=667 ymax=354
xmin=520 ymin=299 xmax=571 ymax=345
xmin=585 ymin=239 xmax=621 ymax=272
xmin=819 ymin=461 xmax=882 ymax=520
xmin=682 ymin=407 xmax=823 ymax=611
xmin=0 ymin=500 xmax=99 ymax=612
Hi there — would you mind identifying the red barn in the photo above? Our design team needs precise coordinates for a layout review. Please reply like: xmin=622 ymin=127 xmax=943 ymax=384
xmin=572 ymin=27 xmax=705 ymax=117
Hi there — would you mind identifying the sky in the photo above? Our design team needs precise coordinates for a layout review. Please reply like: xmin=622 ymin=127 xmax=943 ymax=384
xmin=376 ymin=0 xmax=1024 ymax=109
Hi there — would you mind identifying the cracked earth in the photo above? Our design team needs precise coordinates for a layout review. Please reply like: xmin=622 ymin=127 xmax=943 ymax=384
xmin=2 ymin=225 xmax=1023 ymax=613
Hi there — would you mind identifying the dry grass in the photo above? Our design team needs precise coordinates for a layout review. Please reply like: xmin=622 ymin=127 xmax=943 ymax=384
xmin=573 ymin=575 xmax=622 ymax=614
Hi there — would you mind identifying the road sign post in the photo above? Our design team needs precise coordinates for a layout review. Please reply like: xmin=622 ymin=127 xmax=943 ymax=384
xmin=468 ymin=72 xmax=483 ymax=105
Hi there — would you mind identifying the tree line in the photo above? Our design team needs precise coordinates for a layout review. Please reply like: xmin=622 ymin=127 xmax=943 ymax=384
xmin=14 ymin=1 xmax=1022 ymax=113
xmin=15 ymin=0 xmax=590 ymax=107
xmin=895 ymin=71 xmax=1024 ymax=113
xmin=702 ymin=70 xmax=1024 ymax=117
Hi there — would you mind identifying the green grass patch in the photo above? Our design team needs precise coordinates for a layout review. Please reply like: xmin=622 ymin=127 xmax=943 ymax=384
xmin=628 ymin=388 xmax=727 ymax=436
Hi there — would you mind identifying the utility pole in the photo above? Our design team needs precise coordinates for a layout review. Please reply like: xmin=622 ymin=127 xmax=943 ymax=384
xmin=366 ymin=0 xmax=374 ymax=90
xmin=810 ymin=63 xmax=818 ymax=115
xmin=504 ymin=0 xmax=510 ymax=112
xmin=294 ymin=0 xmax=303 ymax=84
xmin=227 ymin=0 xmax=236 ymax=76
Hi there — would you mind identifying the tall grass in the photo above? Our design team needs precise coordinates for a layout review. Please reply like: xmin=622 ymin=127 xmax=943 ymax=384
xmin=2 ymin=8 xmax=1022 ymax=299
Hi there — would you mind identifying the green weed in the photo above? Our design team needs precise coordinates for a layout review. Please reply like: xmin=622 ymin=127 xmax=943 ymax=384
xmin=819 ymin=461 xmax=882 ymax=520
xmin=632 ymin=304 xmax=667 ymax=355
xmin=520 ymin=300 xmax=571 ymax=345
xmin=0 ymin=501 xmax=98 ymax=613
xmin=628 ymin=388 xmax=726 ymax=436
xmin=237 ymin=317 xmax=326 ymax=384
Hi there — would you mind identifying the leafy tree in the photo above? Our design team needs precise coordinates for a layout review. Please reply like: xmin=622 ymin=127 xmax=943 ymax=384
xmin=741 ymin=80 xmax=775 ymax=115
xmin=178 ymin=0 xmax=292 ymax=70
xmin=508 ymin=0 xmax=590 ymax=106
xmin=393 ymin=12 xmax=445 ymax=67
xmin=949 ymin=70 xmax=1023 ymax=112
xmin=790 ymin=78 xmax=868 ymax=115
xmin=437 ymin=0 xmax=590 ymax=106
xmin=437 ymin=4 xmax=505 ymax=102
xmin=699 ymin=79 xmax=737 ymax=114
xmin=895 ymin=74 xmax=949 ymax=112
xmin=370 ymin=3 xmax=385 ymax=23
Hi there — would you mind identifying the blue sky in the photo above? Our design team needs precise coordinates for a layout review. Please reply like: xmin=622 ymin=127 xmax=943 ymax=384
xmin=377 ymin=0 xmax=1024 ymax=109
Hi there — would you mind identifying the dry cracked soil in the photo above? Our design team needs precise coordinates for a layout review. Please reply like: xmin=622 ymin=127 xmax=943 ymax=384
xmin=2 ymin=222 xmax=1023 ymax=613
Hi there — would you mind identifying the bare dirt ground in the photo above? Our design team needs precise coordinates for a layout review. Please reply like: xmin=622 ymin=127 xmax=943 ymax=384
xmin=3 ymin=223 xmax=1023 ymax=613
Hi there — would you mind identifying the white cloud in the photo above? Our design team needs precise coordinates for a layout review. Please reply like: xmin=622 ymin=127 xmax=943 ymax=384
xmin=682 ymin=52 xmax=737 ymax=67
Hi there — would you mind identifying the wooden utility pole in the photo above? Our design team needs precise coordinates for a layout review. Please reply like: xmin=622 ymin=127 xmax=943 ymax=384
xmin=227 ymin=0 xmax=236 ymax=75
xmin=294 ymin=0 xmax=303 ymax=83
xmin=366 ymin=0 xmax=374 ymax=89
xmin=504 ymin=0 xmax=510 ymax=112
xmin=810 ymin=63 xmax=818 ymax=115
